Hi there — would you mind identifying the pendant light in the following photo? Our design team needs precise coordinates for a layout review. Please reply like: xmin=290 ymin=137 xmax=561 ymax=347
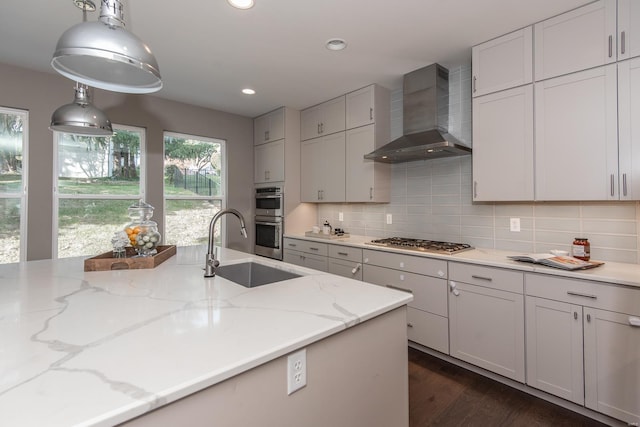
xmin=50 ymin=83 xmax=113 ymax=136
xmin=51 ymin=0 xmax=162 ymax=94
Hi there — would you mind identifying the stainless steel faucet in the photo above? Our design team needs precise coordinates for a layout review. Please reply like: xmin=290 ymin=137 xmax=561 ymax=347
xmin=205 ymin=208 xmax=248 ymax=277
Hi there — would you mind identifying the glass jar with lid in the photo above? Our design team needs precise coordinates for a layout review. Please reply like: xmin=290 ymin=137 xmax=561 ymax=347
xmin=571 ymin=237 xmax=590 ymax=261
xmin=124 ymin=199 xmax=161 ymax=257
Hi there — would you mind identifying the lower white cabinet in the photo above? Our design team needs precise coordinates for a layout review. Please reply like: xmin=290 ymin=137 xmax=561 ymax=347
xmin=526 ymin=273 xmax=640 ymax=425
xmin=448 ymin=263 xmax=525 ymax=382
xmin=327 ymin=245 xmax=363 ymax=280
xmin=282 ymin=238 xmax=328 ymax=272
xmin=363 ymin=249 xmax=449 ymax=353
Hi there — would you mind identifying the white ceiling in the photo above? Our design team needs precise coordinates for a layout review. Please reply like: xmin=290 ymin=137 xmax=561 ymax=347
xmin=0 ymin=0 xmax=592 ymax=118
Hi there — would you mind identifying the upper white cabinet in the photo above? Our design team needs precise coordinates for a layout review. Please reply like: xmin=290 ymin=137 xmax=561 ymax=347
xmin=534 ymin=0 xmax=617 ymax=81
xmin=300 ymin=96 xmax=345 ymax=141
xmin=472 ymin=27 xmax=533 ymax=97
xmin=535 ymin=65 xmax=618 ymax=200
xmin=618 ymin=0 xmax=640 ymax=60
xmin=618 ymin=56 xmax=640 ymax=199
xmin=254 ymin=108 xmax=285 ymax=145
xmin=300 ymin=132 xmax=346 ymax=202
xmin=346 ymin=84 xmax=381 ymax=129
xmin=254 ymin=139 xmax=284 ymax=183
xmin=472 ymin=85 xmax=534 ymax=201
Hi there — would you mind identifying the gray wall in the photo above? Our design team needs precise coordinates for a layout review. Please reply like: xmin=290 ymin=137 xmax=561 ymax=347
xmin=317 ymin=64 xmax=640 ymax=264
xmin=0 ymin=62 xmax=253 ymax=261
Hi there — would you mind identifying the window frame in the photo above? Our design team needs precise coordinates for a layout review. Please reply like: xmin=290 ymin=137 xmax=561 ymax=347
xmin=162 ymin=131 xmax=227 ymax=247
xmin=52 ymin=124 xmax=146 ymax=259
xmin=0 ymin=106 xmax=28 ymax=262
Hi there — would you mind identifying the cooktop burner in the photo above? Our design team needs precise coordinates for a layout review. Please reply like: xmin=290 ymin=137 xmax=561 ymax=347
xmin=366 ymin=237 xmax=473 ymax=254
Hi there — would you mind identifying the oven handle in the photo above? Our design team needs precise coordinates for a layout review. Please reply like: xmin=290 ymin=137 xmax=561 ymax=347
xmin=255 ymin=195 xmax=282 ymax=199
xmin=256 ymin=221 xmax=281 ymax=226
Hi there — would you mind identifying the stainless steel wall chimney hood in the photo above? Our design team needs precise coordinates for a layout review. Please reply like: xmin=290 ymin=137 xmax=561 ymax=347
xmin=365 ymin=63 xmax=471 ymax=163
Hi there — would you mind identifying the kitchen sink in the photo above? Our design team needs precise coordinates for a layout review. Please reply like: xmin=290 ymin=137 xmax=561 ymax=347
xmin=215 ymin=262 xmax=301 ymax=288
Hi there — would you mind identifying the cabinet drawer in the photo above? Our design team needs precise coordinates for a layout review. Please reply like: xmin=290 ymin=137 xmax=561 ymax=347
xmin=526 ymin=273 xmax=640 ymax=316
xmin=283 ymin=238 xmax=328 ymax=256
xmin=363 ymin=249 xmax=447 ymax=279
xmin=363 ymin=264 xmax=447 ymax=317
xmin=283 ymin=249 xmax=305 ymax=267
xmin=328 ymin=245 xmax=362 ymax=263
xmin=449 ymin=262 xmax=523 ymax=294
xmin=328 ymin=258 xmax=363 ymax=281
xmin=407 ymin=307 xmax=449 ymax=354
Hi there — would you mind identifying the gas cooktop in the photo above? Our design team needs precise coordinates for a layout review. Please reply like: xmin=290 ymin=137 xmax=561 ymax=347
xmin=366 ymin=237 xmax=473 ymax=254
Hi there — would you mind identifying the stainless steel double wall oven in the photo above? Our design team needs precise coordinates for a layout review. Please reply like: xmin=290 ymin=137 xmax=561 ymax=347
xmin=254 ymin=186 xmax=283 ymax=260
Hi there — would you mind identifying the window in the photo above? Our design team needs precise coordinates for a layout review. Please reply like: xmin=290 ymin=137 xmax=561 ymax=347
xmin=163 ymin=132 xmax=225 ymax=247
xmin=53 ymin=125 xmax=145 ymax=258
xmin=0 ymin=107 xmax=28 ymax=264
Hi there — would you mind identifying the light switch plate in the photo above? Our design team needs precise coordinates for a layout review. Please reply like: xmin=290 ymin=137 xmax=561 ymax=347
xmin=510 ymin=218 xmax=521 ymax=232
xmin=338 ymin=212 xmax=344 ymax=222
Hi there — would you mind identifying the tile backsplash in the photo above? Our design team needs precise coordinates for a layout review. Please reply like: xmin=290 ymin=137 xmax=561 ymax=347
xmin=316 ymin=64 xmax=640 ymax=264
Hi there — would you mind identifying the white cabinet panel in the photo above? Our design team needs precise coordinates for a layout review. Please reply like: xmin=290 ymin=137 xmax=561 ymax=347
xmin=300 ymin=133 xmax=346 ymax=202
xmin=618 ymin=0 xmax=640 ymax=60
xmin=525 ymin=297 xmax=585 ymax=405
xmin=472 ymin=85 xmax=534 ymax=201
xmin=254 ymin=139 xmax=284 ymax=183
xmin=328 ymin=258 xmax=363 ymax=280
xmin=618 ymin=57 xmax=640 ymax=199
xmin=584 ymin=307 xmax=640 ymax=425
xmin=346 ymin=85 xmax=375 ymax=128
xmin=407 ymin=308 xmax=449 ymax=354
xmin=534 ymin=0 xmax=617 ymax=81
xmin=448 ymin=280 xmax=525 ymax=382
xmin=472 ymin=26 xmax=533 ymax=97
xmin=254 ymin=108 xmax=285 ymax=145
xmin=300 ymin=96 xmax=345 ymax=140
xmin=345 ymin=125 xmax=390 ymax=202
xmin=535 ymin=65 xmax=618 ymax=200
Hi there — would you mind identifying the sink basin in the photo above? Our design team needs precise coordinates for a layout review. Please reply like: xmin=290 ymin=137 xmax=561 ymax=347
xmin=215 ymin=262 xmax=301 ymax=288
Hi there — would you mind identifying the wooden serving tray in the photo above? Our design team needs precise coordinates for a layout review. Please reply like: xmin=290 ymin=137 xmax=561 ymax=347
xmin=84 ymin=245 xmax=177 ymax=271
xmin=304 ymin=231 xmax=350 ymax=239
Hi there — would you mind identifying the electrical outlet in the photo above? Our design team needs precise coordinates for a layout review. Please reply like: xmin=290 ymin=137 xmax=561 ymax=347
xmin=287 ymin=349 xmax=307 ymax=395
xmin=510 ymin=218 xmax=521 ymax=232
xmin=338 ymin=212 xmax=344 ymax=222
xmin=386 ymin=213 xmax=393 ymax=224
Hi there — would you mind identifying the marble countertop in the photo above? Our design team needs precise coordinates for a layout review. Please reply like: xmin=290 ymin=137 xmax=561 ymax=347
xmin=284 ymin=233 xmax=640 ymax=289
xmin=0 ymin=246 xmax=412 ymax=427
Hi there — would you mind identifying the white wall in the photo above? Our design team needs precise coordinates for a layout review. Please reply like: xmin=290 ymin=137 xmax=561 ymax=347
xmin=317 ymin=64 xmax=640 ymax=264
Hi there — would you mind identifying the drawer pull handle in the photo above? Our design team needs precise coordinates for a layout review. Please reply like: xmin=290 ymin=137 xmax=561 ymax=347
xmin=629 ymin=317 xmax=640 ymax=327
xmin=407 ymin=323 xmax=414 ymax=328
xmin=386 ymin=284 xmax=413 ymax=294
xmin=309 ymin=247 xmax=319 ymax=251
xmin=351 ymin=263 xmax=361 ymax=274
xmin=337 ymin=252 xmax=349 ymax=256
xmin=471 ymin=275 xmax=492 ymax=281
xmin=567 ymin=291 xmax=597 ymax=299
xmin=574 ymin=312 xmax=578 ymax=320
xmin=288 ymin=243 xmax=297 ymax=247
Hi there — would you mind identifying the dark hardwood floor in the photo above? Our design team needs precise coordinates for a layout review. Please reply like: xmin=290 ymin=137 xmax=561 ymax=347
xmin=408 ymin=348 xmax=609 ymax=427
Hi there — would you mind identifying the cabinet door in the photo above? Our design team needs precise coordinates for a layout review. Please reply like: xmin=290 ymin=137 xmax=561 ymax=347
xmin=301 ymin=105 xmax=322 ymax=141
xmin=534 ymin=0 xmax=616 ymax=81
xmin=254 ymin=140 xmax=284 ymax=183
xmin=254 ymin=108 xmax=285 ymax=145
xmin=448 ymin=281 xmax=525 ymax=382
xmin=346 ymin=85 xmax=375 ymax=129
xmin=345 ymin=125 xmax=389 ymax=202
xmin=618 ymin=57 xmax=640 ymax=200
xmin=472 ymin=27 xmax=533 ymax=97
xmin=320 ymin=96 xmax=346 ymax=136
xmin=472 ymin=85 xmax=533 ymax=201
xmin=584 ymin=307 xmax=640 ymax=425
xmin=283 ymin=249 xmax=306 ymax=267
xmin=300 ymin=134 xmax=346 ymax=202
xmin=328 ymin=258 xmax=362 ymax=280
xmin=303 ymin=252 xmax=328 ymax=272
xmin=525 ymin=297 xmax=584 ymax=405
xmin=254 ymin=114 xmax=270 ymax=145
xmin=618 ymin=0 xmax=640 ymax=60
xmin=535 ymin=65 xmax=618 ymax=200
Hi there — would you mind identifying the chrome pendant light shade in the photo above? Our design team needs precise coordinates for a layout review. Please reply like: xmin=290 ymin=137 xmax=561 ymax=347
xmin=50 ymin=83 xmax=113 ymax=136
xmin=52 ymin=0 xmax=162 ymax=94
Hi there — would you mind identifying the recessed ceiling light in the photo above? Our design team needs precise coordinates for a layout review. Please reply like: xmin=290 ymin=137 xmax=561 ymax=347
xmin=228 ymin=0 xmax=254 ymax=9
xmin=326 ymin=38 xmax=347 ymax=51
xmin=73 ymin=0 xmax=96 ymax=11
xmin=242 ymin=88 xmax=256 ymax=95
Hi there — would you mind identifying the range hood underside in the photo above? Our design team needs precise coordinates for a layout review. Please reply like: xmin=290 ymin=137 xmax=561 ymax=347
xmin=364 ymin=129 xmax=471 ymax=163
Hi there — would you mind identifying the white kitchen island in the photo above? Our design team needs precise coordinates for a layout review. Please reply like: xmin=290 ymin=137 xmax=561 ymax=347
xmin=0 ymin=246 xmax=412 ymax=427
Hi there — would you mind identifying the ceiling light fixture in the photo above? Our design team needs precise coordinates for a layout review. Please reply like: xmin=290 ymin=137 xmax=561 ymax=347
xmin=50 ymin=83 xmax=113 ymax=136
xmin=73 ymin=0 xmax=96 ymax=11
xmin=227 ymin=0 xmax=255 ymax=9
xmin=242 ymin=88 xmax=256 ymax=95
xmin=51 ymin=0 xmax=162 ymax=94
xmin=326 ymin=38 xmax=347 ymax=51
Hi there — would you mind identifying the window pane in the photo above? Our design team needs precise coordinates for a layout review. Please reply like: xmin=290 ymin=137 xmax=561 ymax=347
xmin=0 ymin=111 xmax=24 ymax=194
xmin=58 ymin=129 xmax=141 ymax=195
xmin=164 ymin=135 xmax=223 ymax=197
xmin=58 ymin=199 xmax=133 ymax=258
xmin=164 ymin=199 xmax=221 ymax=246
xmin=0 ymin=198 xmax=21 ymax=263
